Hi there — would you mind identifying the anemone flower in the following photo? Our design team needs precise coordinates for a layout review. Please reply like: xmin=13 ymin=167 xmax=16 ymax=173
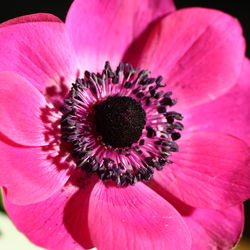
xmin=0 ymin=1 xmax=250 ymax=249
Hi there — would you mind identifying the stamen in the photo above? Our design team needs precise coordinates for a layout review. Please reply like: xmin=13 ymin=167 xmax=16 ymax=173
xmin=60 ymin=61 xmax=184 ymax=186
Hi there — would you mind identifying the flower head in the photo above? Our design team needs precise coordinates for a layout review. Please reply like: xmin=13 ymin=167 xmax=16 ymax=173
xmin=0 ymin=0 xmax=250 ymax=249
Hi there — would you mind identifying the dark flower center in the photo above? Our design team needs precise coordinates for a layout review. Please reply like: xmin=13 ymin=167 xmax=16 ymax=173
xmin=94 ymin=96 xmax=146 ymax=148
xmin=60 ymin=62 xmax=184 ymax=186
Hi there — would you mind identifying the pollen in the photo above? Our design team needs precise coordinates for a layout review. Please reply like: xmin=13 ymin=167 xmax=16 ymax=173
xmin=94 ymin=96 xmax=146 ymax=148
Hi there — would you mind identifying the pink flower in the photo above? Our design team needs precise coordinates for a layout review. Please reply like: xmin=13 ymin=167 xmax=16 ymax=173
xmin=0 ymin=0 xmax=249 ymax=249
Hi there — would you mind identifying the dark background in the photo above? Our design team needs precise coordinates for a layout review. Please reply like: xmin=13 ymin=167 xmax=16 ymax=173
xmin=0 ymin=0 xmax=249 ymax=239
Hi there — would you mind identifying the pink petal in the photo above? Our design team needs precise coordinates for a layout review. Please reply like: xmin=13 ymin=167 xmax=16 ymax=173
xmin=148 ymin=182 xmax=244 ymax=249
xmin=153 ymin=132 xmax=250 ymax=209
xmin=184 ymin=204 xmax=244 ymax=250
xmin=0 ymin=138 xmax=69 ymax=205
xmin=88 ymin=181 xmax=191 ymax=250
xmin=0 ymin=71 xmax=47 ymax=146
xmin=125 ymin=8 xmax=245 ymax=109
xmin=0 ymin=21 xmax=78 ymax=92
xmin=65 ymin=0 xmax=175 ymax=72
xmin=184 ymin=57 xmax=250 ymax=144
xmin=0 ymin=13 xmax=62 ymax=28
xmin=3 ymin=177 xmax=93 ymax=250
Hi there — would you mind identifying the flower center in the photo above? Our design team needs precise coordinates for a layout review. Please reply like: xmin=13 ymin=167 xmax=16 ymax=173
xmin=60 ymin=62 xmax=184 ymax=186
xmin=94 ymin=96 xmax=146 ymax=148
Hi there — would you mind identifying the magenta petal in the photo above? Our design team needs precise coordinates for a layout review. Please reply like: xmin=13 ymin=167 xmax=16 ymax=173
xmin=127 ymin=8 xmax=245 ymax=109
xmin=65 ymin=0 xmax=175 ymax=72
xmin=3 ymin=181 xmax=92 ymax=250
xmin=88 ymin=181 xmax=191 ymax=250
xmin=0 ymin=13 xmax=62 ymax=28
xmin=153 ymin=132 xmax=250 ymax=209
xmin=184 ymin=204 xmax=244 ymax=250
xmin=0 ymin=71 xmax=47 ymax=146
xmin=0 ymin=139 xmax=69 ymax=205
xmin=149 ymin=184 xmax=244 ymax=249
xmin=0 ymin=21 xmax=78 ymax=92
xmin=184 ymin=58 xmax=250 ymax=144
